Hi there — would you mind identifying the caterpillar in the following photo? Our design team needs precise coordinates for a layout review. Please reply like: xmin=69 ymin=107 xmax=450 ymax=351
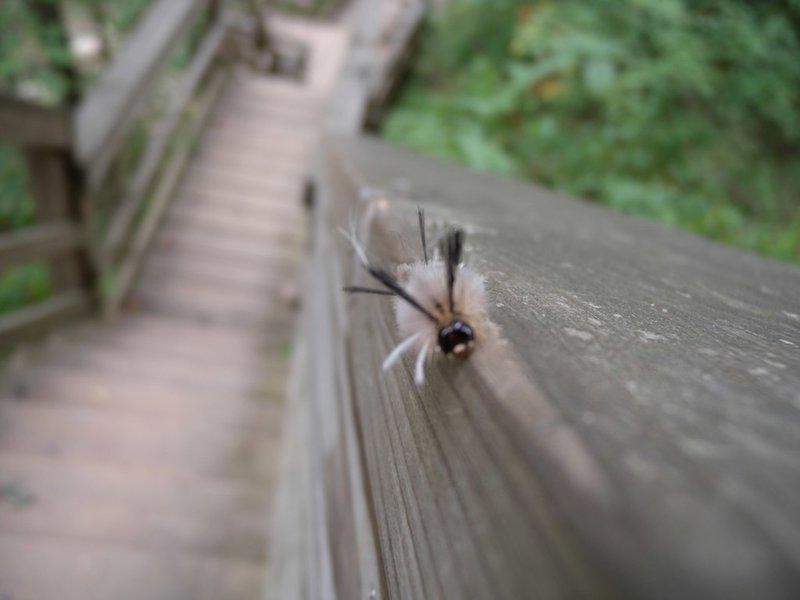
xmin=344 ymin=208 xmax=489 ymax=386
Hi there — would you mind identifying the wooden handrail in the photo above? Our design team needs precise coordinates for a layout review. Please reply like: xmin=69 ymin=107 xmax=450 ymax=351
xmin=270 ymin=1 xmax=800 ymax=598
xmin=365 ymin=0 xmax=425 ymax=127
xmin=102 ymin=64 xmax=229 ymax=314
xmin=101 ymin=17 xmax=232 ymax=263
xmin=74 ymin=0 xmax=213 ymax=188
xmin=0 ymin=290 xmax=91 ymax=351
xmin=0 ymin=222 xmax=82 ymax=270
xmin=0 ymin=0 xmax=246 ymax=345
xmin=326 ymin=0 xmax=425 ymax=135
xmin=285 ymin=132 xmax=800 ymax=600
xmin=0 ymin=96 xmax=72 ymax=148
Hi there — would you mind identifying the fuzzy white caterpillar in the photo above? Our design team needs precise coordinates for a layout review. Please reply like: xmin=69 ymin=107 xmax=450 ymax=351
xmin=344 ymin=208 xmax=490 ymax=386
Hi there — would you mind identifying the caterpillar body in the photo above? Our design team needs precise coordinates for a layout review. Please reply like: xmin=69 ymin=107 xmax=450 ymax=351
xmin=344 ymin=208 xmax=489 ymax=386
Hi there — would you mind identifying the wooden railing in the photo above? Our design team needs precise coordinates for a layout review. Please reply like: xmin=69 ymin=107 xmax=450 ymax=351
xmin=0 ymin=0 xmax=265 ymax=348
xmin=0 ymin=95 xmax=93 ymax=346
xmin=269 ymin=1 xmax=800 ymax=598
xmin=325 ymin=0 xmax=425 ymax=134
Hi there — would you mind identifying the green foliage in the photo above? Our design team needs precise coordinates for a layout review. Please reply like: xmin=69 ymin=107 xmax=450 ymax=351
xmin=0 ymin=264 xmax=51 ymax=316
xmin=0 ymin=0 xmax=154 ymax=104
xmin=0 ymin=0 xmax=153 ymax=317
xmin=0 ymin=144 xmax=33 ymax=232
xmin=272 ymin=0 xmax=346 ymax=18
xmin=0 ymin=5 xmax=30 ymax=82
xmin=0 ymin=144 xmax=49 ymax=316
xmin=383 ymin=0 xmax=800 ymax=263
xmin=87 ymin=0 xmax=154 ymax=34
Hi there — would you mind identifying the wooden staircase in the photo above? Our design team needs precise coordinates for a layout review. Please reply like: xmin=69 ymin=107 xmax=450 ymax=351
xmin=0 ymin=15 xmax=349 ymax=595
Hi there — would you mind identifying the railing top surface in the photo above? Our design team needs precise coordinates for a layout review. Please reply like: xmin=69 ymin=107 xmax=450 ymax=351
xmin=327 ymin=133 xmax=800 ymax=598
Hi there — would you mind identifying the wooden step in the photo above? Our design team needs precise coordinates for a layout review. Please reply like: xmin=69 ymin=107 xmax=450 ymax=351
xmin=63 ymin=322 xmax=271 ymax=371
xmin=153 ymin=232 xmax=302 ymax=281
xmin=167 ymin=203 xmax=302 ymax=241
xmin=201 ymin=128 xmax=311 ymax=161
xmin=227 ymin=70 xmax=319 ymax=100
xmin=94 ymin=313 xmax=268 ymax=355
xmin=181 ymin=164 xmax=303 ymax=200
xmin=0 ymin=534 xmax=264 ymax=600
xmin=130 ymin=290 xmax=279 ymax=330
xmin=193 ymin=142 xmax=310 ymax=175
xmin=0 ymin=401 xmax=281 ymax=482
xmin=0 ymin=52 xmax=330 ymax=599
xmin=134 ymin=269 xmax=290 ymax=311
xmin=159 ymin=211 xmax=303 ymax=246
xmin=31 ymin=339 xmax=270 ymax=398
xmin=0 ymin=453 xmax=271 ymax=560
xmin=213 ymin=95 xmax=318 ymax=123
xmin=154 ymin=226 xmax=302 ymax=266
xmin=207 ymin=108 xmax=318 ymax=139
xmin=183 ymin=163 xmax=304 ymax=194
xmin=141 ymin=254 xmax=296 ymax=294
xmin=173 ymin=185 xmax=306 ymax=221
xmin=2 ymin=364 xmax=285 ymax=421
xmin=222 ymin=75 xmax=319 ymax=107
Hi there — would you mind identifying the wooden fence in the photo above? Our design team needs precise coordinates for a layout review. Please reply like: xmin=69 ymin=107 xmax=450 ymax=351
xmin=269 ymin=1 xmax=800 ymax=598
xmin=0 ymin=0 xmax=269 ymax=348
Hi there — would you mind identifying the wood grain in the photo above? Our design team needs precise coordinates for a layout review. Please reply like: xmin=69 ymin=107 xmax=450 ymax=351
xmin=315 ymin=134 xmax=800 ymax=599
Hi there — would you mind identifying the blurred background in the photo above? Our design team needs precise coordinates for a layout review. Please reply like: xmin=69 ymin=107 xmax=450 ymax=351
xmin=383 ymin=0 xmax=800 ymax=263
xmin=0 ymin=0 xmax=337 ymax=322
xmin=0 ymin=2 xmax=798 ymax=598
xmin=1 ymin=0 xmax=164 ymax=317
xmin=2 ymin=0 xmax=798 ymax=320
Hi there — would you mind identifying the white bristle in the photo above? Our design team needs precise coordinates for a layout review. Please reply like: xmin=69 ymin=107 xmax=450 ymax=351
xmin=414 ymin=341 xmax=431 ymax=386
xmin=383 ymin=333 xmax=421 ymax=371
xmin=343 ymin=207 xmax=491 ymax=387
xmin=338 ymin=226 xmax=369 ymax=267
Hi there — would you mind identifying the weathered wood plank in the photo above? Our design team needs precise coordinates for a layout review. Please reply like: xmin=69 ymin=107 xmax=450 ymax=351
xmin=166 ymin=204 xmax=301 ymax=242
xmin=314 ymin=134 xmax=800 ymax=599
xmin=266 ymin=323 xmax=316 ymax=600
xmin=153 ymin=227 xmax=298 ymax=266
xmin=74 ymin=0 xmax=211 ymax=187
xmin=0 ymin=222 xmax=82 ymax=270
xmin=0 ymin=534 xmax=263 ymax=600
xmin=0 ymin=401 xmax=279 ymax=481
xmin=2 ymin=366 xmax=272 ymax=421
xmin=0 ymin=96 xmax=71 ymax=147
xmin=36 ymin=339 xmax=269 ymax=396
xmin=62 ymin=322 xmax=269 ymax=372
xmin=0 ymin=453 xmax=270 ymax=560
xmin=304 ymin=215 xmax=385 ymax=600
xmin=180 ymin=165 xmax=303 ymax=200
